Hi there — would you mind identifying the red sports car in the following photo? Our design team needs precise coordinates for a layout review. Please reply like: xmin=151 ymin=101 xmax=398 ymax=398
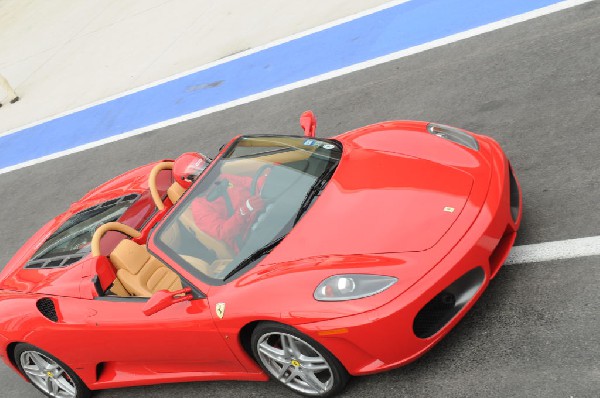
xmin=0 ymin=112 xmax=521 ymax=398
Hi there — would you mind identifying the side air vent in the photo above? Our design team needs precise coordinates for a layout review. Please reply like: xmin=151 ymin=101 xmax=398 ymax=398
xmin=36 ymin=298 xmax=58 ymax=322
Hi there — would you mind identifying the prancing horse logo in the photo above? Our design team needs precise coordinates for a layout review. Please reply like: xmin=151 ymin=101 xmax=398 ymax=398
xmin=216 ymin=303 xmax=226 ymax=319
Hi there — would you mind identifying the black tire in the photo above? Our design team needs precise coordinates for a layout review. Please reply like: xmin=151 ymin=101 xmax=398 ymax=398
xmin=14 ymin=343 xmax=91 ymax=398
xmin=251 ymin=322 xmax=350 ymax=397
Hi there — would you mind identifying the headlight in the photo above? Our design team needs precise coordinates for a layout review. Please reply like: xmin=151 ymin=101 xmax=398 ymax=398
xmin=427 ymin=123 xmax=479 ymax=150
xmin=314 ymin=274 xmax=397 ymax=301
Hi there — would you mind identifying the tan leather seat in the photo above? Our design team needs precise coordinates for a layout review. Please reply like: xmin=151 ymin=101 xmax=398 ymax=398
xmin=167 ymin=182 xmax=186 ymax=204
xmin=109 ymin=239 xmax=182 ymax=297
xmin=180 ymin=255 xmax=231 ymax=278
xmin=109 ymin=278 xmax=130 ymax=297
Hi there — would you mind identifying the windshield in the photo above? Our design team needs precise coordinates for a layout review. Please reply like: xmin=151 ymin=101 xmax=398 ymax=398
xmin=153 ymin=136 xmax=342 ymax=284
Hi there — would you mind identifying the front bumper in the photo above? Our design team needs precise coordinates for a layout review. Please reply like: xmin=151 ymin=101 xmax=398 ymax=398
xmin=298 ymin=152 xmax=522 ymax=375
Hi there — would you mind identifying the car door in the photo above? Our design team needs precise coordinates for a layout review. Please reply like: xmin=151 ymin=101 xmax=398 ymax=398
xmin=78 ymin=294 xmax=245 ymax=376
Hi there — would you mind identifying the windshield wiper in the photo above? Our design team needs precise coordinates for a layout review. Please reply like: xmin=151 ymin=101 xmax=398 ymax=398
xmin=293 ymin=166 xmax=336 ymax=225
xmin=223 ymin=236 xmax=284 ymax=280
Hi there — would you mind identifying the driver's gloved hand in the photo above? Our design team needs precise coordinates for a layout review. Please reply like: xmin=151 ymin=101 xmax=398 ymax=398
xmin=239 ymin=195 xmax=265 ymax=216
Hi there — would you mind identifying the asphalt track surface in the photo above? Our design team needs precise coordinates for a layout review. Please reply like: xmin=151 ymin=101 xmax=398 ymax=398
xmin=1 ymin=2 xmax=599 ymax=397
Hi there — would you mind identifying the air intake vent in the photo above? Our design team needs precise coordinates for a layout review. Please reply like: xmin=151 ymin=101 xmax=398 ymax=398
xmin=25 ymin=254 xmax=85 ymax=269
xmin=25 ymin=193 xmax=140 ymax=269
xmin=82 ymin=193 xmax=140 ymax=215
xmin=413 ymin=267 xmax=485 ymax=339
xmin=36 ymin=298 xmax=58 ymax=322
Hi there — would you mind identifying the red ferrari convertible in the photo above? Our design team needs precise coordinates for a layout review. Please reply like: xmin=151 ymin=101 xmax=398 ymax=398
xmin=0 ymin=112 xmax=521 ymax=398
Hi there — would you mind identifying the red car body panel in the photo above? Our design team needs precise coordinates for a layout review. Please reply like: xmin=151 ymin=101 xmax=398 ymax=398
xmin=0 ymin=120 xmax=521 ymax=391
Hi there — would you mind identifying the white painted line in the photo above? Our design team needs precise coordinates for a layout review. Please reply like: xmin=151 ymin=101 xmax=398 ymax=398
xmin=0 ymin=0 xmax=411 ymax=140
xmin=0 ymin=0 xmax=594 ymax=175
xmin=505 ymin=236 xmax=600 ymax=265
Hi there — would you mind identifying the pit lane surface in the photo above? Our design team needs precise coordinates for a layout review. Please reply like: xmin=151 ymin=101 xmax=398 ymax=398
xmin=1 ymin=1 xmax=599 ymax=397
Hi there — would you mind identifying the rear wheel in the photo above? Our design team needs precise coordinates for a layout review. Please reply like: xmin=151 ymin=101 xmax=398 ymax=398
xmin=14 ymin=343 xmax=91 ymax=398
xmin=251 ymin=322 xmax=349 ymax=397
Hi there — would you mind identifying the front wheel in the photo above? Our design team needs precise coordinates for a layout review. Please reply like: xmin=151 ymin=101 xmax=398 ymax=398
xmin=14 ymin=343 xmax=91 ymax=398
xmin=251 ymin=322 xmax=349 ymax=397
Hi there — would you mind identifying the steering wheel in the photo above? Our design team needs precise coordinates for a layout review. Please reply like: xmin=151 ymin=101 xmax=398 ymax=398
xmin=250 ymin=164 xmax=274 ymax=196
xmin=179 ymin=208 xmax=235 ymax=260
xmin=91 ymin=222 xmax=141 ymax=257
xmin=148 ymin=161 xmax=175 ymax=211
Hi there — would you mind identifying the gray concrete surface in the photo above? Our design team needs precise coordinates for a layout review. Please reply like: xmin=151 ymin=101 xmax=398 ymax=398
xmin=1 ymin=1 xmax=599 ymax=397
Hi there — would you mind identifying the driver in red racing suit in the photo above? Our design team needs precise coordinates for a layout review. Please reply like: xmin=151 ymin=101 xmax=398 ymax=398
xmin=172 ymin=152 xmax=269 ymax=255
xmin=190 ymin=174 xmax=266 ymax=254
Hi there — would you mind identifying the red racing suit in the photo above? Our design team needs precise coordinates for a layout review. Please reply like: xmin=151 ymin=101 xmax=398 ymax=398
xmin=190 ymin=175 xmax=264 ymax=253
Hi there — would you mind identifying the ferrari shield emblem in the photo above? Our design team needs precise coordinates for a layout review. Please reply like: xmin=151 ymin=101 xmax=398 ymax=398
xmin=216 ymin=303 xmax=226 ymax=319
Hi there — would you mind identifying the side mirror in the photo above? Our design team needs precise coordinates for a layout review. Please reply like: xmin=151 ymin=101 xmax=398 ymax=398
xmin=300 ymin=110 xmax=317 ymax=138
xmin=142 ymin=287 xmax=193 ymax=316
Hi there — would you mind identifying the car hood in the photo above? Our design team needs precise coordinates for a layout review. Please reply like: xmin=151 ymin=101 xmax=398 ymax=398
xmin=266 ymin=146 xmax=474 ymax=263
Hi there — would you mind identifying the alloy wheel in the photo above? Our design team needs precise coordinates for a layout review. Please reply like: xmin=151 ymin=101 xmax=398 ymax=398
xmin=256 ymin=332 xmax=334 ymax=395
xmin=19 ymin=350 xmax=77 ymax=398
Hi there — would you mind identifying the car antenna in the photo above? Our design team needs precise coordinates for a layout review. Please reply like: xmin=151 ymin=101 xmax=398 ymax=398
xmin=300 ymin=110 xmax=317 ymax=138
